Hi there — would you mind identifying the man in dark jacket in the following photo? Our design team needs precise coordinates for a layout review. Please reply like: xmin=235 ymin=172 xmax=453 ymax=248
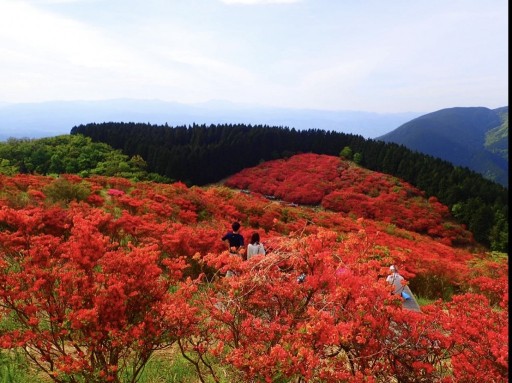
xmin=222 ymin=222 xmax=245 ymax=276
xmin=222 ymin=221 xmax=244 ymax=255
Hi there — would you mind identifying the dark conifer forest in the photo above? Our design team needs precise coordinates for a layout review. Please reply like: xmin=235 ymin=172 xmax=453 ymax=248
xmin=71 ymin=122 xmax=508 ymax=252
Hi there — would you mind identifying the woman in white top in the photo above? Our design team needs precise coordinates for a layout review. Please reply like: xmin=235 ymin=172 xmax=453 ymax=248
xmin=247 ymin=232 xmax=265 ymax=260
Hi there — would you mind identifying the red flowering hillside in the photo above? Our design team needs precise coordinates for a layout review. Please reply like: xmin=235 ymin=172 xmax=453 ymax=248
xmin=0 ymin=172 xmax=507 ymax=383
xmin=225 ymin=153 xmax=473 ymax=246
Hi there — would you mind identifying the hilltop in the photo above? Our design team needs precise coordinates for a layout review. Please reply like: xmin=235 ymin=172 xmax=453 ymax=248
xmin=225 ymin=153 xmax=473 ymax=247
xmin=69 ymin=122 xmax=509 ymax=252
xmin=1 ymin=129 xmax=508 ymax=253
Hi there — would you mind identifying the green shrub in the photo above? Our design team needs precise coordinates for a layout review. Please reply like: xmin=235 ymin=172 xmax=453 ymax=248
xmin=43 ymin=178 xmax=91 ymax=205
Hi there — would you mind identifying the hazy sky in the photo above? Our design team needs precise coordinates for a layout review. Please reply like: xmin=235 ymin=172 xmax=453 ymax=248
xmin=0 ymin=0 xmax=508 ymax=113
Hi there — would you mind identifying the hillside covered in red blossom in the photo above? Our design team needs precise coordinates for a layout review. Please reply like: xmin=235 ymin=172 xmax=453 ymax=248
xmin=0 ymin=155 xmax=508 ymax=382
xmin=225 ymin=153 xmax=474 ymax=247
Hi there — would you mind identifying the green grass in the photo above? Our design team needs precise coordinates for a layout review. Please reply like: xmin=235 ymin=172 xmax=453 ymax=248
xmin=137 ymin=355 xmax=198 ymax=383
xmin=416 ymin=295 xmax=436 ymax=307
xmin=0 ymin=348 xmax=208 ymax=383
xmin=0 ymin=350 xmax=34 ymax=383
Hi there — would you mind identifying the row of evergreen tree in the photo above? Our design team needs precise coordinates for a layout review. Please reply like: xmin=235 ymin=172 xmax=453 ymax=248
xmin=70 ymin=122 xmax=508 ymax=252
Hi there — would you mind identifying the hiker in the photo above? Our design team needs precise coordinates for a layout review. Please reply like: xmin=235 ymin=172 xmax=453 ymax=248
xmin=222 ymin=221 xmax=245 ymax=255
xmin=221 ymin=222 xmax=245 ymax=277
xmin=386 ymin=265 xmax=411 ymax=299
xmin=247 ymin=232 xmax=265 ymax=260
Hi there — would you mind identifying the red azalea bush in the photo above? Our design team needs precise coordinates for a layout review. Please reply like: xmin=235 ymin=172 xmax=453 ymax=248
xmin=0 ymin=166 xmax=507 ymax=382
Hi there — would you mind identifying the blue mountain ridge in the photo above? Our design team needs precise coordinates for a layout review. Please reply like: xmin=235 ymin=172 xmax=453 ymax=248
xmin=376 ymin=106 xmax=508 ymax=187
xmin=0 ymin=99 xmax=419 ymax=141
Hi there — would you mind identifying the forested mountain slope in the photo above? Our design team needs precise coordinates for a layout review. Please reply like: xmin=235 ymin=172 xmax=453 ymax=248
xmin=377 ymin=107 xmax=508 ymax=187
xmin=485 ymin=106 xmax=509 ymax=161
xmin=71 ymin=123 xmax=508 ymax=251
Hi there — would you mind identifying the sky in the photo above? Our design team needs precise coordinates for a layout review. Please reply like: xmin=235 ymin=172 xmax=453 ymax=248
xmin=0 ymin=0 xmax=508 ymax=113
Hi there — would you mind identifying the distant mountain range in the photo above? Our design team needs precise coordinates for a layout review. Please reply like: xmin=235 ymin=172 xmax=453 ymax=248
xmin=1 ymin=99 xmax=508 ymax=187
xmin=0 ymin=99 xmax=419 ymax=141
xmin=377 ymin=107 xmax=508 ymax=187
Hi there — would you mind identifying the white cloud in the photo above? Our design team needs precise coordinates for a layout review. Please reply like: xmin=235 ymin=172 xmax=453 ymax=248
xmin=0 ymin=0 xmax=173 ymax=101
xmin=220 ymin=0 xmax=300 ymax=4
xmin=0 ymin=1 xmax=134 ymax=69
xmin=0 ymin=0 xmax=507 ymax=112
xmin=23 ymin=0 xmax=97 ymax=3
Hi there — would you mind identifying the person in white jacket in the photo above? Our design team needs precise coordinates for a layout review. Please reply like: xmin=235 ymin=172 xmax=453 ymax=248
xmin=247 ymin=232 xmax=265 ymax=260
xmin=386 ymin=265 xmax=410 ymax=299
